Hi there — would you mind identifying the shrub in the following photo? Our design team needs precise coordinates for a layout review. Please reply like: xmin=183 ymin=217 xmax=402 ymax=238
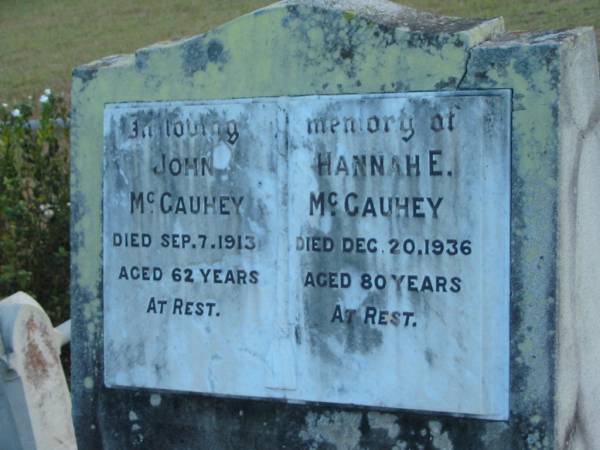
xmin=0 ymin=91 xmax=70 ymax=324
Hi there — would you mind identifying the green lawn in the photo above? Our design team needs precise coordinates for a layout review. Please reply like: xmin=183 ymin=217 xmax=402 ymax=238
xmin=0 ymin=0 xmax=598 ymax=103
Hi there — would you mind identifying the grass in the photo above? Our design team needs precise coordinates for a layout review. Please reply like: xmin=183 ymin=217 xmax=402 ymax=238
xmin=0 ymin=0 xmax=598 ymax=103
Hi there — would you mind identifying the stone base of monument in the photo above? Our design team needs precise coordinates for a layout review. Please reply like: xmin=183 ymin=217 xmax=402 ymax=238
xmin=70 ymin=1 xmax=600 ymax=448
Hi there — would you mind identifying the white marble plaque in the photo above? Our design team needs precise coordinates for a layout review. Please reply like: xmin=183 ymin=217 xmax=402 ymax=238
xmin=103 ymin=91 xmax=510 ymax=419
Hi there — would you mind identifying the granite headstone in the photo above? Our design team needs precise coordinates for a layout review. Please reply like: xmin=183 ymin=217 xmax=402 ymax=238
xmin=71 ymin=1 xmax=600 ymax=448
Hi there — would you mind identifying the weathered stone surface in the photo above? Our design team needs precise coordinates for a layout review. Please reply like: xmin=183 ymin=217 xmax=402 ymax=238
xmin=71 ymin=0 xmax=600 ymax=448
xmin=462 ymin=27 xmax=600 ymax=450
xmin=0 ymin=292 xmax=76 ymax=450
xmin=101 ymin=91 xmax=510 ymax=418
xmin=554 ymin=29 xmax=600 ymax=450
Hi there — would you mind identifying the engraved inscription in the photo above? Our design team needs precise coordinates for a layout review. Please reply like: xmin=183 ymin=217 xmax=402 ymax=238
xmin=103 ymin=92 xmax=510 ymax=419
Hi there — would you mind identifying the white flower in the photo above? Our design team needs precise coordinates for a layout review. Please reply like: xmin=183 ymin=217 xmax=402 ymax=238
xmin=11 ymin=109 xmax=20 ymax=118
xmin=39 ymin=204 xmax=54 ymax=219
xmin=1 ymin=103 xmax=7 ymax=108
xmin=39 ymin=94 xmax=49 ymax=104
xmin=44 ymin=88 xmax=52 ymax=96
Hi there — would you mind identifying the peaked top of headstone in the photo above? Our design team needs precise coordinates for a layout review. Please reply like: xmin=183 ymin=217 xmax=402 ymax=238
xmin=275 ymin=0 xmax=501 ymax=33
xmin=73 ymin=0 xmax=504 ymax=81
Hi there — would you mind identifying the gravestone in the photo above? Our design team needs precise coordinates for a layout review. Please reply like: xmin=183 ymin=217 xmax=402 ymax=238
xmin=70 ymin=1 xmax=600 ymax=448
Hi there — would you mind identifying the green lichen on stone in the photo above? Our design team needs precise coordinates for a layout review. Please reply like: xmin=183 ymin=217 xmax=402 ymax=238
xmin=70 ymin=2 xmax=597 ymax=449
xmin=70 ymin=0 xmax=503 ymax=362
xmin=461 ymin=31 xmax=587 ymax=449
xmin=342 ymin=10 xmax=356 ymax=22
